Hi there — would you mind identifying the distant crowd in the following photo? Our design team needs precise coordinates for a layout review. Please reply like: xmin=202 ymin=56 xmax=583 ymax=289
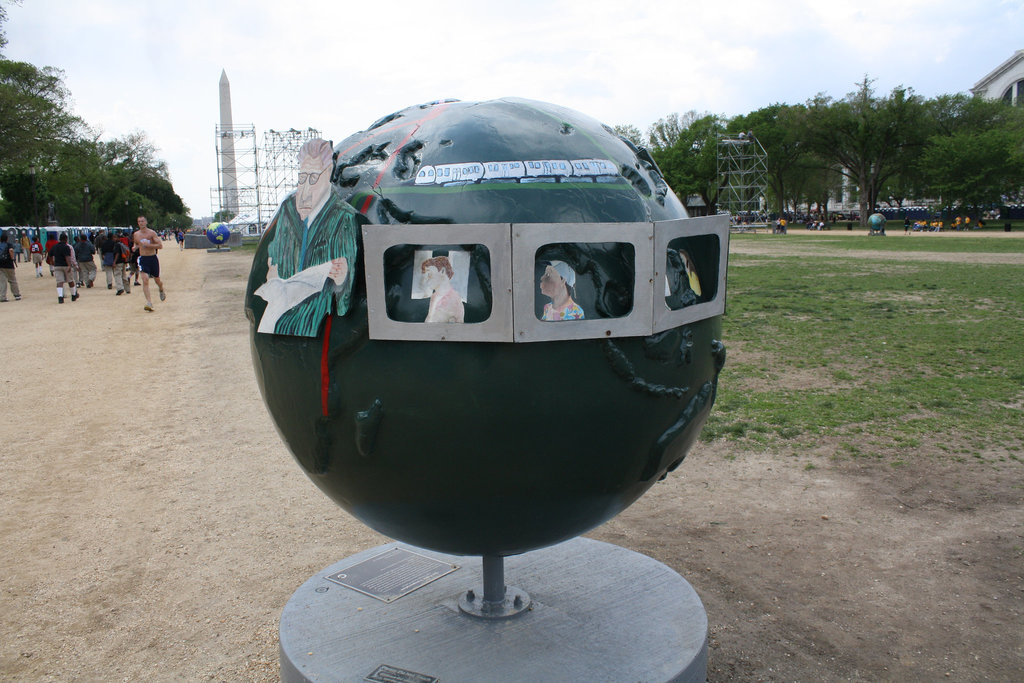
xmin=904 ymin=216 xmax=987 ymax=233
xmin=0 ymin=220 xmax=187 ymax=308
xmin=730 ymin=210 xmax=1000 ymax=234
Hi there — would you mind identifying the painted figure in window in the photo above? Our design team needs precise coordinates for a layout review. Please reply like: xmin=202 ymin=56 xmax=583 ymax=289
xmin=255 ymin=138 xmax=359 ymax=336
xmin=420 ymin=255 xmax=464 ymax=323
xmin=664 ymin=248 xmax=702 ymax=310
xmin=539 ymin=259 xmax=584 ymax=321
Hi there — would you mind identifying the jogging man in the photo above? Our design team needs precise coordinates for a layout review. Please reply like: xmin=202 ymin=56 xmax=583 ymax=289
xmin=132 ymin=216 xmax=166 ymax=312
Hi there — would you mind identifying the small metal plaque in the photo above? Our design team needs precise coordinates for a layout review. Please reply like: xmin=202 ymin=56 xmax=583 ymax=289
xmin=365 ymin=664 xmax=440 ymax=683
xmin=326 ymin=547 xmax=458 ymax=603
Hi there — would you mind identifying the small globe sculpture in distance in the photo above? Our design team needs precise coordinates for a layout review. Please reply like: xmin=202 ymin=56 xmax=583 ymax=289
xmin=868 ymin=212 xmax=886 ymax=235
xmin=207 ymin=223 xmax=230 ymax=245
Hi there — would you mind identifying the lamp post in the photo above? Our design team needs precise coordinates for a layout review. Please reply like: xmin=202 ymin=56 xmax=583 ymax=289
xmin=83 ymin=184 xmax=90 ymax=226
xmin=29 ymin=165 xmax=38 ymax=229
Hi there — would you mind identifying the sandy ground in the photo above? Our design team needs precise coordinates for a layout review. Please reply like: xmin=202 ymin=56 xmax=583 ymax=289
xmin=1 ymin=241 xmax=1022 ymax=681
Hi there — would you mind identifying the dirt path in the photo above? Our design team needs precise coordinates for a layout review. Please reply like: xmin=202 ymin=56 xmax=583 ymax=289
xmin=1 ymin=246 xmax=1021 ymax=681
xmin=1 ymin=250 xmax=385 ymax=680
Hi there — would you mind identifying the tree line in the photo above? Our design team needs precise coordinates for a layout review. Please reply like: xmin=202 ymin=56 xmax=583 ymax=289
xmin=0 ymin=5 xmax=191 ymax=230
xmin=617 ymin=77 xmax=1024 ymax=225
xmin=4 ymin=0 xmax=1021 ymax=231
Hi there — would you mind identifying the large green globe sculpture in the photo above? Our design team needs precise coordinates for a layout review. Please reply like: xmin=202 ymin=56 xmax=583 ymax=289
xmin=245 ymin=98 xmax=726 ymax=557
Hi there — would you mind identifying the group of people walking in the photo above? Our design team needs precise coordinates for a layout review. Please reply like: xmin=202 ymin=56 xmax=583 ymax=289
xmin=0 ymin=216 xmax=167 ymax=311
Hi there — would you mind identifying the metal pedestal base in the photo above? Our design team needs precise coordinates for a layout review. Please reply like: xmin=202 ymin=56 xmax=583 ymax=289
xmin=280 ymin=537 xmax=708 ymax=683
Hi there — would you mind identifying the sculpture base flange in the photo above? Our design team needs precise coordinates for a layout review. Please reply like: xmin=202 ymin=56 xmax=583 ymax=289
xmin=280 ymin=537 xmax=708 ymax=683
xmin=457 ymin=584 xmax=531 ymax=618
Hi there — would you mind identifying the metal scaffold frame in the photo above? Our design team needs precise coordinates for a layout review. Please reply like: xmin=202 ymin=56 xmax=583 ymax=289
xmin=717 ymin=132 xmax=768 ymax=217
xmin=259 ymin=128 xmax=322 ymax=225
xmin=211 ymin=126 xmax=322 ymax=233
xmin=214 ymin=123 xmax=260 ymax=224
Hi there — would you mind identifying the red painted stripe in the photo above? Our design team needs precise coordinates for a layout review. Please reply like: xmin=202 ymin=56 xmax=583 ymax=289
xmin=336 ymin=102 xmax=452 ymax=158
xmin=359 ymin=193 xmax=374 ymax=214
xmin=321 ymin=314 xmax=333 ymax=416
xmin=353 ymin=102 xmax=453 ymax=216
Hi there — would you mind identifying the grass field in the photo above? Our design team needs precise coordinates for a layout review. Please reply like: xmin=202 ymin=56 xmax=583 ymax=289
xmin=705 ymin=233 xmax=1024 ymax=467
xmin=240 ymin=229 xmax=1023 ymax=465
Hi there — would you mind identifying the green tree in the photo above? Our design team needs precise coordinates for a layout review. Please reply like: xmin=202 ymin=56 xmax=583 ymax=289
xmin=0 ymin=59 xmax=82 ymax=174
xmin=648 ymin=112 xmax=691 ymax=149
xmin=0 ymin=130 xmax=191 ymax=227
xmin=916 ymin=95 xmax=1024 ymax=213
xmin=925 ymin=93 xmax=1012 ymax=137
xmin=793 ymin=160 xmax=845 ymax=217
xmin=647 ymin=112 xmax=726 ymax=213
xmin=729 ymin=104 xmax=810 ymax=216
xmin=97 ymin=131 xmax=190 ymax=226
xmin=803 ymin=77 xmax=928 ymax=225
xmin=0 ymin=7 xmax=191 ymax=226
xmin=0 ymin=1 xmax=18 ymax=55
xmin=612 ymin=123 xmax=644 ymax=148
xmin=920 ymin=120 xmax=1024 ymax=212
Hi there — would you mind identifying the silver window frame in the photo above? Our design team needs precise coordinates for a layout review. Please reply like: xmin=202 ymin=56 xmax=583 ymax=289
xmin=512 ymin=222 xmax=655 ymax=343
xmin=361 ymin=223 xmax=514 ymax=342
xmin=652 ymin=215 xmax=730 ymax=334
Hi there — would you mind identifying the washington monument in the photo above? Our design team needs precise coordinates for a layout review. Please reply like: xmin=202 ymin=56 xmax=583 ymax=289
xmin=219 ymin=69 xmax=239 ymax=214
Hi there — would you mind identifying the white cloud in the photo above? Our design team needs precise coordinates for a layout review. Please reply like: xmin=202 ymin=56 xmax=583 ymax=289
xmin=5 ymin=0 xmax=1021 ymax=218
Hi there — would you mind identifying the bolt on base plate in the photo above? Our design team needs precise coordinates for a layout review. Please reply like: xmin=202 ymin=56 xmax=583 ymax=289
xmin=458 ymin=586 xmax=532 ymax=619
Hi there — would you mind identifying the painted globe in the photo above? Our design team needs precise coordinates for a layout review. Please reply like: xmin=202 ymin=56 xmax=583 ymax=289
xmin=868 ymin=213 xmax=886 ymax=231
xmin=245 ymin=98 xmax=726 ymax=557
xmin=207 ymin=223 xmax=230 ymax=244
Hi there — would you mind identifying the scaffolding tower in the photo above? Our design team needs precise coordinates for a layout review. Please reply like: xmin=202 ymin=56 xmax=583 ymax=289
xmin=717 ymin=132 xmax=768 ymax=217
xmin=259 ymin=128 xmax=322 ymax=224
xmin=212 ymin=123 xmax=260 ymax=223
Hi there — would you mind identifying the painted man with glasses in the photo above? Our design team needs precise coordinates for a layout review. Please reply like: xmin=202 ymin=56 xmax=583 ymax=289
xmin=257 ymin=138 xmax=360 ymax=336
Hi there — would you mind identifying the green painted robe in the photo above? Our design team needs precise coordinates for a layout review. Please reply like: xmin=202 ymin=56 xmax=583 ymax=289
xmin=265 ymin=189 xmax=359 ymax=337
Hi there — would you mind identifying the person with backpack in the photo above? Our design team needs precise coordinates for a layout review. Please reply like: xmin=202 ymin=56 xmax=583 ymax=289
xmin=44 ymin=233 xmax=58 ymax=276
xmin=74 ymin=233 xmax=97 ymax=288
xmin=0 ymin=231 xmax=21 ymax=302
xmin=46 ymin=232 xmax=78 ymax=303
xmin=100 ymin=231 xmax=131 ymax=295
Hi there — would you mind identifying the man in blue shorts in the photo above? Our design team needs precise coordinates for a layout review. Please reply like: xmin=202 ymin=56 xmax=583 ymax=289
xmin=132 ymin=216 xmax=166 ymax=312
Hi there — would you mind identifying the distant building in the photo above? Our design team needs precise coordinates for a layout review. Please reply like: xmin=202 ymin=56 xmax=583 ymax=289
xmin=971 ymin=49 xmax=1024 ymax=105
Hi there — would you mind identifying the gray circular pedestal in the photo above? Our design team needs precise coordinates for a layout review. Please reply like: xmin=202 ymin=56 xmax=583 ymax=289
xmin=280 ymin=537 xmax=707 ymax=682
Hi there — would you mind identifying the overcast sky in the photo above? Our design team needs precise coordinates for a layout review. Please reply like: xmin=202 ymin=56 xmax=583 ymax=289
xmin=6 ymin=0 xmax=1023 ymax=219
